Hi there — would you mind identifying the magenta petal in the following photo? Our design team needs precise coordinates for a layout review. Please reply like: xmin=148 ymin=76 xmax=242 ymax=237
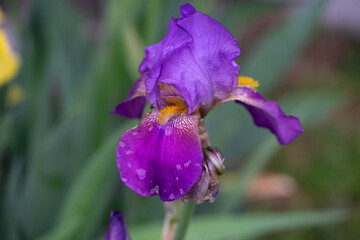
xmin=234 ymin=87 xmax=303 ymax=144
xmin=117 ymin=110 xmax=203 ymax=201
xmin=105 ymin=211 xmax=131 ymax=240
xmin=111 ymin=77 xmax=146 ymax=119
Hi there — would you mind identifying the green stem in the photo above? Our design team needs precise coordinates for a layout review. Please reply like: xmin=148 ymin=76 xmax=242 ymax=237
xmin=173 ymin=201 xmax=196 ymax=240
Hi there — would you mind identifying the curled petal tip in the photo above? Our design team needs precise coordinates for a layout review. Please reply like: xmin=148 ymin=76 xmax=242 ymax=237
xmin=180 ymin=3 xmax=196 ymax=18
xmin=111 ymin=77 xmax=147 ymax=119
xmin=110 ymin=96 xmax=146 ymax=119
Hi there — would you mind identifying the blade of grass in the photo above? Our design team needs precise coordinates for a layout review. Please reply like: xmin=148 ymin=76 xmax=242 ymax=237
xmin=130 ymin=209 xmax=347 ymax=240
xmin=240 ymin=1 xmax=324 ymax=94
xmin=39 ymin=120 xmax=137 ymax=240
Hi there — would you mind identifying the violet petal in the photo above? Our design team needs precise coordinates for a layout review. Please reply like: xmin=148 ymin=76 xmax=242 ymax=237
xmin=142 ymin=4 xmax=240 ymax=114
xmin=236 ymin=87 xmax=303 ymax=144
xmin=216 ymin=86 xmax=303 ymax=144
xmin=111 ymin=77 xmax=146 ymax=119
xmin=117 ymin=109 xmax=203 ymax=201
xmin=105 ymin=211 xmax=131 ymax=240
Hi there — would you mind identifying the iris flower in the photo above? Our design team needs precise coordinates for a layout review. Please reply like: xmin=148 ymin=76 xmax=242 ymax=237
xmin=112 ymin=4 xmax=303 ymax=202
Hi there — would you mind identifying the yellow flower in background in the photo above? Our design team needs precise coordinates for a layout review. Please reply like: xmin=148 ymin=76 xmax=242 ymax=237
xmin=0 ymin=8 xmax=20 ymax=88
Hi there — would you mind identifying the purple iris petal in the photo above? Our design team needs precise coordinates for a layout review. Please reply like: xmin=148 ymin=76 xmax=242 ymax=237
xmin=175 ymin=5 xmax=240 ymax=103
xmin=111 ymin=77 xmax=146 ymax=119
xmin=179 ymin=3 xmax=196 ymax=17
xmin=231 ymin=87 xmax=303 ymax=144
xmin=116 ymin=109 xmax=203 ymax=201
xmin=139 ymin=19 xmax=191 ymax=75
xmin=105 ymin=211 xmax=131 ymax=240
xmin=141 ymin=4 xmax=240 ymax=114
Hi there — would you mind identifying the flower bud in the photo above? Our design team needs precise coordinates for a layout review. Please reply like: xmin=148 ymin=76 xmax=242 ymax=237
xmin=204 ymin=147 xmax=225 ymax=175
xmin=182 ymin=147 xmax=225 ymax=204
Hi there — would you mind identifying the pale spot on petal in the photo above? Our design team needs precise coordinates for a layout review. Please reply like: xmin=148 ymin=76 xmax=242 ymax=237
xmin=119 ymin=141 xmax=126 ymax=148
xmin=150 ymin=185 xmax=159 ymax=195
xmin=165 ymin=126 xmax=173 ymax=136
xmin=136 ymin=168 xmax=147 ymax=180
xmin=176 ymin=164 xmax=182 ymax=170
xmin=184 ymin=160 xmax=192 ymax=168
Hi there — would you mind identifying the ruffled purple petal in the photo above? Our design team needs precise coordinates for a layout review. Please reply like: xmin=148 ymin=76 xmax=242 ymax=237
xmin=175 ymin=5 xmax=240 ymax=102
xmin=111 ymin=77 xmax=146 ymax=119
xmin=139 ymin=19 xmax=191 ymax=75
xmin=105 ymin=211 xmax=131 ymax=240
xmin=142 ymin=4 xmax=240 ymax=114
xmin=148 ymin=46 xmax=214 ymax=113
xmin=116 ymin=109 xmax=203 ymax=201
xmin=220 ymin=87 xmax=303 ymax=144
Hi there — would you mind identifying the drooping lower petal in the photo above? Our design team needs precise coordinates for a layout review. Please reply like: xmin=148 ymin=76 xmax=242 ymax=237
xmin=215 ymin=85 xmax=303 ymax=144
xmin=105 ymin=211 xmax=131 ymax=240
xmin=111 ymin=77 xmax=146 ymax=119
xmin=117 ymin=107 xmax=203 ymax=201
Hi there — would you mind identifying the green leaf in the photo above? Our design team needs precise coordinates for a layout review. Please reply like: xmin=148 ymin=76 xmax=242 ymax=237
xmin=187 ymin=210 xmax=347 ymax=240
xmin=240 ymin=1 xmax=324 ymax=94
xmin=39 ymin=120 xmax=137 ymax=240
xmin=0 ymin=114 xmax=13 ymax=151
xmin=221 ymin=136 xmax=279 ymax=212
xmin=130 ymin=210 xmax=347 ymax=240
xmin=142 ymin=0 xmax=163 ymax=44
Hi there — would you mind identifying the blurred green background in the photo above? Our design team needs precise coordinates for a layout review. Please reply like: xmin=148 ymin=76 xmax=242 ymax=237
xmin=0 ymin=0 xmax=359 ymax=239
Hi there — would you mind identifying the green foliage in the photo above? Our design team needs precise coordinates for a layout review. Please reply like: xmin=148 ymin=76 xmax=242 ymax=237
xmin=131 ymin=210 xmax=347 ymax=240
